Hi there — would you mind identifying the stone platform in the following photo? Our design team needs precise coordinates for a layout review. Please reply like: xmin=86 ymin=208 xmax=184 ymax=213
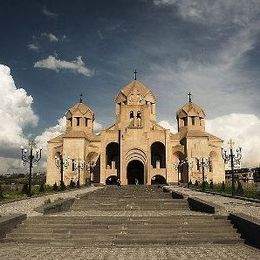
xmin=0 ymin=185 xmax=259 ymax=259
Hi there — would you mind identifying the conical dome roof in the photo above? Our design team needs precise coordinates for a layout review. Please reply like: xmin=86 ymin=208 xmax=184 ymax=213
xmin=66 ymin=101 xmax=94 ymax=118
xmin=177 ymin=101 xmax=205 ymax=118
xmin=115 ymin=80 xmax=156 ymax=104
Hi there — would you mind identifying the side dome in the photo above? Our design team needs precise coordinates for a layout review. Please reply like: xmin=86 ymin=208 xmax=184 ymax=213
xmin=115 ymin=80 xmax=156 ymax=105
xmin=176 ymin=102 xmax=205 ymax=119
xmin=67 ymin=102 xmax=94 ymax=117
xmin=65 ymin=100 xmax=95 ymax=133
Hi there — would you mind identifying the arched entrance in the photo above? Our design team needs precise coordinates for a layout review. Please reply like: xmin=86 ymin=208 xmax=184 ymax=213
xmin=106 ymin=175 xmax=118 ymax=185
xmin=151 ymin=175 xmax=167 ymax=185
xmin=127 ymin=160 xmax=144 ymax=185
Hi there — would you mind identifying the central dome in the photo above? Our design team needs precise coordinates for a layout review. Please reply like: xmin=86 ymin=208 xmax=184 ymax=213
xmin=115 ymin=80 xmax=156 ymax=105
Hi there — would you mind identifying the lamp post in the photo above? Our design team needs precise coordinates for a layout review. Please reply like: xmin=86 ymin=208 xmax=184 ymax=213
xmin=54 ymin=154 xmax=70 ymax=189
xmin=196 ymin=157 xmax=210 ymax=191
xmin=20 ymin=140 xmax=42 ymax=197
xmin=221 ymin=139 xmax=242 ymax=196
xmin=74 ymin=160 xmax=85 ymax=188
xmin=86 ymin=161 xmax=96 ymax=185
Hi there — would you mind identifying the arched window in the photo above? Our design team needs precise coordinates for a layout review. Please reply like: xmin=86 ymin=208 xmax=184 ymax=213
xmin=85 ymin=118 xmax=88 ymax=126
xmin=137 ymin=111 xmax=142 ymax=127
xmin=151 ymin=142 xmax=166 ymax=168
xmin=130 ymin=111 xmax=134 ymax=127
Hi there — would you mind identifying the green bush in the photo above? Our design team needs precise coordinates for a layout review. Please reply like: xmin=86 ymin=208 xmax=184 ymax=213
xmin=236 ymin=181 xmax=244 ymax=195
xmin=60 ymin=181 xmax=66 ymax=191
xmin=39 ymin=183 xmax=45 ymax=193
xmin=0 ymin=184 xmax=4 ymax=199
xmin=53 ymin=182 xmax=58 ymax=191
xmin=69 ymin=180 xmax=75 ymax=188
xmin=22 ymin=183 xmax=28 ymax=194
xmin=221 ymin=181 xmax=225 ymax=192
xmin=209 ymin=180 xmax=213 ymax=190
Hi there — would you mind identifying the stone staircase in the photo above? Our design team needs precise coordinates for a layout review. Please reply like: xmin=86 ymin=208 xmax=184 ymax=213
xmin=4 ymin=186 xmax=243 ymax=247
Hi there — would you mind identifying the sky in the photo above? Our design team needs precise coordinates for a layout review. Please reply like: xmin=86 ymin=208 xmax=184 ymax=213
xmin=1 ymin=0 xmax=260 ymax=174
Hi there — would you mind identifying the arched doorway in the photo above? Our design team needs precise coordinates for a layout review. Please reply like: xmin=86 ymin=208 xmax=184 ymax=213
xmin=151 ymin=175 xmax=167 ymax=185
xmin=127 ymin=160 xmax=144 ymax=185
xmin=106 ymin=175 xmax=118 ymax=185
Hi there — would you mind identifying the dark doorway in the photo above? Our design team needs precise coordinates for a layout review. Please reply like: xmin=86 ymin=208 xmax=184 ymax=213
xmin=127 ymin=160 xmax=144 ymax=185
xmin=151 ymin=142 xmax=166 ymax=168
xmin=106 ymin=175 xmax=118 ymax=185
xmin=151 ymin=175 xmax=167 ymax=185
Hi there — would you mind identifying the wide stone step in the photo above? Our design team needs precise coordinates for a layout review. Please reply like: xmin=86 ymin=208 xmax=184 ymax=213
xmin=24 ymin=217 xmax=228 ymax=225
xmin=7 ymin=230 xmax=240 ymax=241
xmin=11 ymin=226 xmax=237 ymax=236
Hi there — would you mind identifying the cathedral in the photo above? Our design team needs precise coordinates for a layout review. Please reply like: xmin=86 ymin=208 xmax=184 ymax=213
xmin=46 ymin=79 xmax=225 ymax=186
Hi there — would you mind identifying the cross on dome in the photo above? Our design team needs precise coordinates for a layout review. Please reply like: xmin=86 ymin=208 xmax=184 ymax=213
xmin=188 ymin=92 xmax=192 ymax=103
xmin=134 ymin=69 xmax=138 ymax=80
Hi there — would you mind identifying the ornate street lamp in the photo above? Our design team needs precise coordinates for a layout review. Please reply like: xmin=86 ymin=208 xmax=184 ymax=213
xmin=222 ymin=139 xmax=242 ymax=196
xmin=195 ymin=157 xmax=210 ymax=191
xmin=54 ymin=154 xmax=70 ymax=189
xmin=20 ymin=140 xmax=42 ymax=197
xmin=74 ymin=160 xmax=85 ymax=188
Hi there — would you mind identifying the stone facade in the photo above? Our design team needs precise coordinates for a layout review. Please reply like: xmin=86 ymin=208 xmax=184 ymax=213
xmin=46 ymin=80 xmax=225 ymax=186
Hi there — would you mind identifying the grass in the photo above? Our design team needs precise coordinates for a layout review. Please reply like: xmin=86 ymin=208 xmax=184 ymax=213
xmin=0 ymin=183 xmax=85 ymax=202
xmin=189 ymin=181 xmax=260 ymax=200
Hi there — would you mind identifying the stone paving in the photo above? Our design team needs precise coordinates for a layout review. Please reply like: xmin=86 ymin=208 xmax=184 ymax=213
xmin=0 ymin=244 xmax=258 ymax=260
xmin=0 ymin=186 xmax=101 ymax=217
xmin=169 ymin=186 xmax=260 ymax=219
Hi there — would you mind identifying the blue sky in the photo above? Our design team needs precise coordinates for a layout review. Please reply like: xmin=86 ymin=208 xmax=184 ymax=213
xmin=1 ymin=0 xmax=260 ymax=172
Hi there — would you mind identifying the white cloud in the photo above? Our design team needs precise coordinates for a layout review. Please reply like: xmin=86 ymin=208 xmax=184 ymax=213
xmin=42 ymin=6 xmax=58 ymax=17
xmin=35 ymin=117 xmax=66 ymax=157
xmin=158 ymin=120 xmax=177 ymax=133
xmin=206 ymin=113 xmax=260 ymax=167
xmin=153 ymin=0 xmax=260 ymax=27
xmin=34 ymin=55 xmax=94 ymax=77
xmin=41 ymin=32 xmax=59 ymax=42
xmin=0 ymin=64 xmax=38 ymax=159
xmin=94 ymin=121 xmax=103 ymax=133
xmin=27 ymin=43 xmax=39 ymax=51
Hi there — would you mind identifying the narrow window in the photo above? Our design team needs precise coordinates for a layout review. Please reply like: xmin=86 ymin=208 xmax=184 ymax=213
xmin=85 ymin=118 xmax=88 ymax=126
xmin=72 ymin=159 xmax=75 ymax=171
xmin=184 ymin=118 xmax=188 ymax=126
xmin=191 ymin=117 xmax=195 ymax=125
xmin=130 ymin=111 xmax=134 ymax=127
xmin=76 ymin=117 xmax=80 ymax=126
xmin=137 ymin=111 xmax=142 ymax=127
xmin=196 ymin=159 xmax=200 ymax=171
